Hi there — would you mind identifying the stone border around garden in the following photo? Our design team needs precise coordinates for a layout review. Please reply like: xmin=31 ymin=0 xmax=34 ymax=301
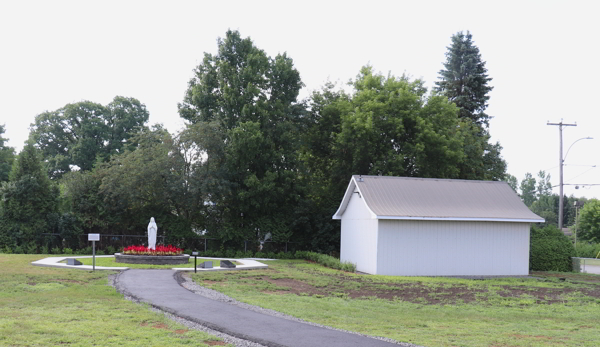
xmin=31 ymin=255 xmax=269 ymax=271
xmin=114 ymin=253 xmax=190 ymax=265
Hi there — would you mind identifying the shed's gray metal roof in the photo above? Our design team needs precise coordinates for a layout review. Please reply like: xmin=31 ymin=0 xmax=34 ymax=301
xmin=333 ymin=175 xmax=544 ymax=222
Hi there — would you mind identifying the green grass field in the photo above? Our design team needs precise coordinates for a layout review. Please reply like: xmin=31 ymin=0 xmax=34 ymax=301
xmin=189 ymin=260 xmax=600 ymax=347
xmin=74 ymin=256 xmax=222 ymax=269
xmin=5 ymin=254 xmax=600 ymax=347
xmin=0 ymin=254 xmax=230 ymax=346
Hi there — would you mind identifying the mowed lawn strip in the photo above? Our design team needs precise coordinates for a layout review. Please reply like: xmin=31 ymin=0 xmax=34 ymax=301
xmin=75 ymin=256 xmax=222 ymax=269
xmin=189 ymin=259 xmax=600 ymax=347
xmin=0 ymin=254 xmax=230 ymax=347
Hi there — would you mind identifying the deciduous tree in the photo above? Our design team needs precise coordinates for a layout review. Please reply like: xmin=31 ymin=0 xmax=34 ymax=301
xmin=29 ymin=96 xmax=149 ymax=179
xmin=578 ymin=199 xmax=600 ymax=242
xmin=178 ymin=30 xmax=306 ymax=246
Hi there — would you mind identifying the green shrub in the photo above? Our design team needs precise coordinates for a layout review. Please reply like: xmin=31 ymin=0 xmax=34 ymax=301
xmin=266 ymin=252 xmax=276 ymax=259
xmin=295 ymin=251 xmax=356 ymax=272
xmin=2 ymin=246 xmax=13 ymax=254
xmin=81 ymin=246 xmax=92 ymax=255
xmin=530 ymin=225 xmax=575 ymax=272
xmin=105 ymin=246 xmax=116 ymax=255
xmin=254 ymin=251 xmax=265 ymax=258
xmin=224 ymin=249 xmax=235 ymax=258
xmin=25 ymin=242 xmax=38 ymax=254
xmin=51 ymin=247 xmax=61 ymax=254
xmin=63 ymin=248 xmax=73 ymax=255
xmin=244 ymin=250 xmax=254 ymax=258
xmin=14 ymin=246 xmax=23 ymax=254
xmin=234 ymin=251 xmax=245 ymax=259
xmin=575 ymin=242 xmax=600 ymax=258
xmin=41 ymin=245 xmax=49 ymax=254
xmin=96 ymin=250 xmax=105 ymax=255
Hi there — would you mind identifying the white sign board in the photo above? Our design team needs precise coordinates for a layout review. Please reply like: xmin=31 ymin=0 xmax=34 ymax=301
xmin=88 ymin=234 xmax=100 ymax=241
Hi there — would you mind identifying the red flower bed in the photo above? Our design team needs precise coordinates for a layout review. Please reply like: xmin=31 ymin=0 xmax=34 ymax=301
xmin=122 ymin=245 xmax=183 ymax=256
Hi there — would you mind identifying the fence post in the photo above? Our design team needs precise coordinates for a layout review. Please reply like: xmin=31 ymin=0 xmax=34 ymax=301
xmin=285 ymin=242 xmax=288 ymax=253
xmin=204 ymin=239 xmax=207 ymax=252
xmin=244 ymin=241 xmax=247 ymax=253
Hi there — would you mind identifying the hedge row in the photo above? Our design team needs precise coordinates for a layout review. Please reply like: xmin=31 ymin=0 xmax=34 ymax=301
xmin=191 ymin=249 xmax=356 ymax=272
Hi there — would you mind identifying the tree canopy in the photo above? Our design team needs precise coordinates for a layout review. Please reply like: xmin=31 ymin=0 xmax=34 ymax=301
xmin=1 ymin=30 xmax=519 ymax=254
xmin=578 ymin=199 xmax=600 ymax=242
xmin=29 ymin=96 xmax=149 ymax=179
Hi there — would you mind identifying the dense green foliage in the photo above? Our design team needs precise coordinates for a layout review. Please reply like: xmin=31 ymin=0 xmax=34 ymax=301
xmin=529 ymin=225 xmax=575 ymax=272
xmin=578 ymin=199 xmax=600 ymax=242
xmin=1 ymin=30 xmax=515 ymax=254
xmin=0 ymin=143 xmax=59 ymax=252
xmin=435 ymin=31 xmax=506 ymax=181
xmin=435 ymin=31 xmax=493 ymax=127
xmin=178 ymin=30 xmax=306 ymax=248
xmin=575 ymin=242 xmax=600 ymax=258
xmin=29 ymin=96 xmax=149 ymax=179
xmin=0 ymin=124 xmax=15 ymax=182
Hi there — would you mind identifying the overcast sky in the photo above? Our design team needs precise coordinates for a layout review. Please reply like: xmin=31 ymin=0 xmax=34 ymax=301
xmin=1 ymin=0 xmax=599 ymax=198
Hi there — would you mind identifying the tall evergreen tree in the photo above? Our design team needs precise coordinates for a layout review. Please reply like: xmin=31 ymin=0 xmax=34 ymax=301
xmin=435 ymin=31 xmax=506 ymax=180
xmin=435 ymin=31 xmax=493 ymax=127
xmin=0 ymin=142 xmax=58 ymax=250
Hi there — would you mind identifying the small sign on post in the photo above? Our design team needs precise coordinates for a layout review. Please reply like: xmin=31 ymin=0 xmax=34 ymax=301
xmin=88 ymin=234 xmax=100 ymax=271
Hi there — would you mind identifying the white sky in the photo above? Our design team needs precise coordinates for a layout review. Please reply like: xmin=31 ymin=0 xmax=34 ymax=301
xmin=1 ymin=0 xmax=599 ymax=198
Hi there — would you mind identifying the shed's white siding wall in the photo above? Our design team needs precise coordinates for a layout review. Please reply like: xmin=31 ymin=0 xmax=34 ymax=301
xmin=340 ymin=190 xmax=378 ymax=274
xmin=376 ymin=220 xmax=530 ymax=276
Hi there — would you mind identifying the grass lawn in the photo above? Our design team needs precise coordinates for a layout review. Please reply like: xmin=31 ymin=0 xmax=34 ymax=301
xmin=189 ymin=259 xmax=600 ymax=347
xmin=0 ymin=254 xmax=230 ymax=346
xmin=74 ymin=256 xmax=222 ymax=269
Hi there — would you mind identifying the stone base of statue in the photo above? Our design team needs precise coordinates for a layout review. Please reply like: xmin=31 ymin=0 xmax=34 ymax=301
xmin=114 ymin=253 xmax=190 ymax=265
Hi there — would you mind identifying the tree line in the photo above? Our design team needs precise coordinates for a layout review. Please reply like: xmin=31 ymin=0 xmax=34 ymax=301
xmin=1 ymin=30 xmax=510 ymax=253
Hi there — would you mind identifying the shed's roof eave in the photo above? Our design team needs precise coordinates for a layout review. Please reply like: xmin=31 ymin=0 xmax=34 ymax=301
xmin=377 ymin=216 xmax=544 ymax=223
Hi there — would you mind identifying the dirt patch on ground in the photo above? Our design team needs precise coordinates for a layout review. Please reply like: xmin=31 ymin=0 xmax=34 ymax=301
xmin=248 ymin=271 xmax=600 ymax=305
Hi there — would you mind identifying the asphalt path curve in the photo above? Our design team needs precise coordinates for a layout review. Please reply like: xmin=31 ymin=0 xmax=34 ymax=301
xmin=116 ymin=269 xmax=406 ymax=347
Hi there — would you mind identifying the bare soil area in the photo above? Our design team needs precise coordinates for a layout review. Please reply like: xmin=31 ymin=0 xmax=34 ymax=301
xmin=221 ymin=267 xmax=600 ymax=305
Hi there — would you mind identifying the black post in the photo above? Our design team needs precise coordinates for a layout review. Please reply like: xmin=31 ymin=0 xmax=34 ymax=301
xmin=193 ymin=251 xmax=198 ymax=273
xmin=204 ymin=239 xmax=207 ymax=252
xmin=244 ymin=241 xmax=247 ymax=253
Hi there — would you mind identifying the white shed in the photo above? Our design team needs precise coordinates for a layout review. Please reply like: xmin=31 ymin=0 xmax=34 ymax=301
xmin=333 ymin=175 xmax=544 ymax=276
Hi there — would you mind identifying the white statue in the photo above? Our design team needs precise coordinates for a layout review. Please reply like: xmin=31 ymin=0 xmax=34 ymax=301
xmin=148 ymin=217 xmax=157 ymax=250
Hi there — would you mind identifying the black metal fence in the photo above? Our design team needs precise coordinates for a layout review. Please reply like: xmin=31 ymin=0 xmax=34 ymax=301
xmin=39 ymin=233 xmax=298 ymax=255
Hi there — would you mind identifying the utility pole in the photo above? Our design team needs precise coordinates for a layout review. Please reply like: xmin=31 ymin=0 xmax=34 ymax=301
xmin=547 ymin=120 xmax=577 ymax=230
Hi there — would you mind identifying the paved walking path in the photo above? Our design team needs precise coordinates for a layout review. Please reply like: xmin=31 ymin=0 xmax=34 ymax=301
xmin=116 ymin=269 xmax=405 ymax=347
